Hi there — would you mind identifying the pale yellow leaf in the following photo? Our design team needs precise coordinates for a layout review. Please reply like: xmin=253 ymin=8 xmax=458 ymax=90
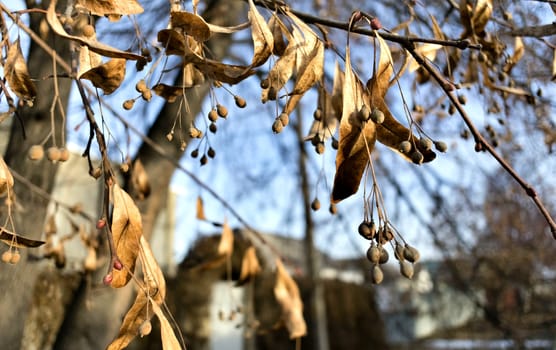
xmin=274 ymin=259 xmax=307 ymax=339
xmin=195 ymin=196 xmax=206 ymax=220
xmin=47 ymin=0 xmax=142 ymax=60
xmin=261 ymin=39 xmax=296 ymax=102
xmin=236 ymin=246 xmax=261 ymax=286
xmin=78 ymin=44 xmax=102 ymax=78
xmin=110 ymin=183 xmax=143 ymax=288
xmin=409 ymin=43 xmax=442 ymax=72
xmin=152 ymin=302 xmax=182 ymax=350
xmin=217 ymin=220 xmax=233 ymax=257
xmin=503 ymin=36 xmax=524 ymax=73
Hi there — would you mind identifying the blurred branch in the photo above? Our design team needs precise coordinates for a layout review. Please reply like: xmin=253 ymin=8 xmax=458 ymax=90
xmin=502 ymin=24 xmax=556 ymax=37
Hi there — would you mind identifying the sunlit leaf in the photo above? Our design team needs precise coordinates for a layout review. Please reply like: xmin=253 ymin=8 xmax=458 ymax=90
xmin=110 ymin=183 xmax=143 ymax=288
xmin=4 ymin=39 xmax=37 ymax=105
xmin=274 ymin=259 xmax=307 ymax=339
xmin=195 ymin=196 xmax=206 ymax=220
xmin=107 ymin=237 xmax=166 ymax=350
xmin=248 ymin=0 xmax=274 ymax=67
xmin=217 ymin=220 xmax=233 ymax=257
xmin=75 ymin=0 xmax=143 ymax=17
xmin=78 ymin=44 xmax=103 ymax=78
xmin=503 ymin=36 xmax=524 ymax=73
xmin=80 ymin=58 xmax=126 ymax=94
xmin=152 ymin=301 xmax=182 ymax=350
xmin=236 ymin=246 xmax=261 ymax=286
xmin=47 ymin=0 xmax=142 ymax=60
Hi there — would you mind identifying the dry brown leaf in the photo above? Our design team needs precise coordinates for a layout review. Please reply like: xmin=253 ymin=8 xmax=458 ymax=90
xmin=110 ymin=183 xmax=143 ymax=288
xmin=460 ymin=0 xmax=492 ymax=37
xmin=274 ymin=259 xmax=307 ymax=339
xmin=331 ymin=61 xmax=344 ymax=121
xmin=305 ymin=85 xmax=338 ymax=142
xmin=217 ymin=220 xmax=233 ymax=257
xmin=0 ymin=227 xmax=45 ymax=248
xmin=331 ymin=47 xmax=373 ymax=203
xmin=261 ymin=35 xmax=297 ymax=103
xmin=188 ymin=57 xmax=254 ymax=85
xmin=75 ymin=0 xmax=143 ymax=17
xmin=107 ymin=237 xmax=166 ymax=350
xmin=78 ymin=44 xmax=103 ymax=78
xmin=236 ymin=246 xmax=261 ymax=286
xmin=171 ymin=11 xmax=211 ymax=42
xmin=195 ymin=196 xmax=206 ymax=220
xmin=47 ymin=0 xmax=142 ymax=60
xmin=80 ymin=58 xmax=126 ymax=94
xmin=0 ymin=155 xmax=14 ymax=197
xmin=152 ymin=301 xmax=182 ymax=350
xmin=158 ymin=29 xmax=191 ymax=56
xmin=269 ymin=14 xmax=287 ymax=56
xmin=152 ymin=84 xmax=184 ymax=103
xmin=248 ymin=0 xmax=274 ymax=67
xmin=130 ymin=159 xmax=151 ymax=200
xmin=4 ymin=40 xmax=37 ymax=105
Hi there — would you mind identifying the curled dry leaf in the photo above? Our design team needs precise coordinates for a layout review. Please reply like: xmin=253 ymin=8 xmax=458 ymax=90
xmin=261 ymin=37 xmax=296 ymax=102
xmin=217 ymin=220 xmax=234 ymax=257
xmin=171 ymin=11 xmax=211 ymax=42
xmin=305 ymin=85 xmax=339 ymax=142
xmin=152 ymin=301 xmax=182 ymax=350
xmin=269 ymin=14 xmax=287 ymax=56
xmin=0 ymin=155 xmax=14 ymax=197
xmin=0 ymin=227 xmax=45 ymax=248
xmin=236 ymin=246 xmax=261 ymax=286
xmin=47 ymin=0 xmax=142 ymax=60
xmin=75 ymin=0 xmax=143 ymax=17
xmin=187 ymin=56 xmax=255 ymax=85
xmin=152 ymin=84 xmax=185 ymax=103
xmin=4 ymin=39 xmax=37 ymax=105
xmin=274 ymin=259 xmax=307 ymax=339
xmin=247 ymin=0 xmax=274 ymax=67
xmin=78 ymin=44 xmax=103 ymax=78
xmin=331 ymin=47 xmax=373 ymax=203
xmin=107 ymin=237 xmax=166 ymax=350
xmin=80 ymin=58 xmax=126 ymax=94
xmin=110 ymin=183 xmax=143 ymax=288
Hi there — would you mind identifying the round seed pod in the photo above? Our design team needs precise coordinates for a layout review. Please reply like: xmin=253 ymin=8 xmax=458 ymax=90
xmin=141 ymin=47 xmax=151 ymax=57
xmin=190 ymin=149 xmax=199 ymax=158
xmin=120 ymin=163 xmax=130 ymax=173
xmin=216 ymin=104 xmax=228 ymax=118
xmin=113 ymin=259 xmax=123 ymax=271
xmin=403 ymin=244 xmax=420 ymax=263
xmin=400 ymin=261 xmax=414 ymax=279
xmin=234 ymin=95 xmax=246 ymax=108
xmin=278 ymin=113 xmax=289 ymax=126
xmin=411 ymin=151 xmax=424 ymax=164
xmin=2 ymin=251 xmax=12 ymax=263
xmin=315 ymin=142 xmax=325 ymax=154
xmin=209 ymin=122 xmax=217 ymax=133
xmin=207 ymin=148 xmax=216 ymax=158
xmin=272 ymin=119 xmax=284 ymax=133
xmin=180 ymin=141 xmax=186 ymax=151
xmin=366 ymin=245 xmax=380 ymax=264
xmin=59 ymin=148 xmax=70 ymax=162
xmin=311 ymin=135 xmax=321 ymax=146
xmin=28 ymin=145 xmax=45 ymax=161
xmin=208 ymin=109 xmax=218 ymax=122
xmin=141 ymin=89 xmax=152 ymax=102
xmin=260 ymin=78 xmax=270 ymax=89
xmin=166 ymin=132 xmax=174 ymax=142
xmin=135 ymin=79 xmax=147 ymax=93
xmin=394 ymin=243 xmax=405 ymax=261
xmin=371 ymin=264 xmax=384 ymax=284
xmin=189 ymin=127 xmax=202 ymax=138
xmin=82 ymin=24 xmax=95 ymax=38
xmin=457 ymin=94 xmax=467 ymax=105
xmin=139 ymin=320 xmax=152 ymax=337
xmin=9 ymin=251 xmax=20 ymax=264
xmin=419 ymin=137 xmax=433 ymax=151
xmin=103 ymin=273 xmax=113 ymax=285
xmin=90 ymin=167 xmax=102 ymax=179
xmin=328 ymin=203 xmax=337 ymax=215
xmin=370 ymin=17 xmax=382 ymax=31
xmin=313 ymin=109 xmax=322 ymax=121
xmin=123 ymin=99 xmax=135 ymax=110
xmin=310 ymin=198 xmax=321 ymax=211
xmin=200 ymin=155 xmax=208 ymax=166
xmin=267 ymin=86 xmax=277 ymax=101
xmin=358 ymin=105 xmax=370 ymax=122
xmin=370 ymin=108 xmax=385 ymax=124
xmin=448 ymin=104 xmax=456 ymax=115
xmin=434 ymin=141 xmax=448 ymax=153
xmin=358 ymin=221 xmax=373 ymax=240
xmin=398 ymin=141 xmax=411 ymax=154
xmin=378 ymin=247 xmax=389 ymax=264
xmin=331 ymin=138 xmax=339 ymax=150
xmin=47 ymin=147 xmax=61 ymax=161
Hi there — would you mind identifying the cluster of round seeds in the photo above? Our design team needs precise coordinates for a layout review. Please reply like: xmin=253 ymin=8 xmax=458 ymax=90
xmin=135 ymin=79 xmax=152 ymax=101
xmin=28 ymin=145 xmax=70 ymax=162
xmin=1 ymin=249 xmax=21 ymax=265
xmin=358 ymin=219 xmax=421 ymax=284
xmin=272 ymin=113 xmax=289 ymax=134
